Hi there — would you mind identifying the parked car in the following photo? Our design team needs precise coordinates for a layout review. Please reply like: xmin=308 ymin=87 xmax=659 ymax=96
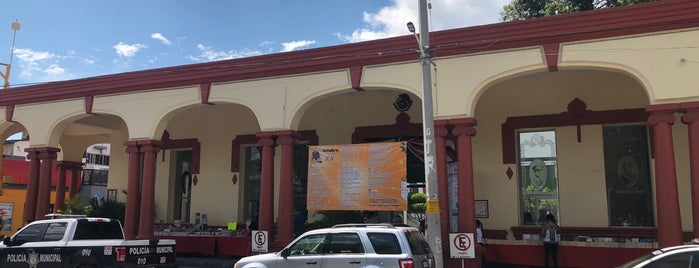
xmin=617 ymin=244 xmax=699 ymax=268
xmin=235 ymin=223 xmax=434 ymax=268
xmin=0 ymin=214 xmax=177 ymax=268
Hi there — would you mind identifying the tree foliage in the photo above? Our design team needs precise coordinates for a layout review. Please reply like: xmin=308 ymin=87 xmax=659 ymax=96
xmin=501 ymin=0 xmax=657 ymax=21
xmin=407 ymin=192 xmax=427 ymax=222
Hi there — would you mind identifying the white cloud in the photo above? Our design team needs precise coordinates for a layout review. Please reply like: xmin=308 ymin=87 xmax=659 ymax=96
xmin=113 ymin=42 xmax=148 ymax=57
xmin=14 ymin=48 xmax=55 ymax=63
xmin=151 ymin=33 xmax=172 ymax=45
xmin=12 ymin=48 xmax=74 ymax=83
xmin=338 ymin=0 xmax=510 ymax=43
xmin=188 ymin=44 xmax=264 ymax=62
xmin=280 ymin=40 xmax=317 ymax=52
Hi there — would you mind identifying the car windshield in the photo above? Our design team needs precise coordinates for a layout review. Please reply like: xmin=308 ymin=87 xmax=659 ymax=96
xmin=617 ymin=250 xmax=662 ymax=268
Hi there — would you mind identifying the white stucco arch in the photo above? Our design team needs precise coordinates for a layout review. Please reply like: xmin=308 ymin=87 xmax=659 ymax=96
xmin=92 ymin=86 xmax=201 ymax=140
xmin=468 ymin=63 xmax=653 ymax=116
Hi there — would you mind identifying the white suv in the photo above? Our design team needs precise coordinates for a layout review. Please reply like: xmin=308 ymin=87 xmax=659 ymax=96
xmin=234 ymin=223 xmax=434 ymax=268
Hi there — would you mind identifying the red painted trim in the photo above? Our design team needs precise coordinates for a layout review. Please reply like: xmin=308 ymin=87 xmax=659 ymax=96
xmin=230 ymin=130 xmax=318 ymax=173
xmin=5 ymin=105 xmax=13 ymax=122
xmin=200 ymin=82 xmax=212 ymax=104
xmin=501 ymin=99 xmax=646 ymax=164
xmin=84 ymin=95 xmax=95 ymax=114
xmin=349 ymin=65 xmax=364 ymax=91
xmin=543 ymin=43 xmax=560 ymax=72
xmin=1 ymin=1 xmax=697 ymax=106
xmin=231 ymin=134 xmax=260 ymax=173
xmin=352 ymin=113 xmax=422 ymax=143
xmin=160 ymin=131 xmax=201 ymax=174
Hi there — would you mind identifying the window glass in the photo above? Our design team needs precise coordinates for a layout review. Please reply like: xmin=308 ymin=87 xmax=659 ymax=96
xmin=368 ymin=232 xmax=401 ymax=254
xmin=405 ymin=230 xmax=431 ymax=255
xmin=646 ymin=252 xmax=693 ymax=268
xmin=243 ymin=146 xmax=262 ymax=226
xmin=519 ymin=130 xmax=560 ymax=226
xmin=602 ymin=125 xmax=654 ymax=227
xmin=328 ymin=233 xmax=364 ymax=254
xmin=289 ymin=234 xmax=326 ymax=256
xmin=14 ymin=224 xmax=46 ymax=243
xmin=73 ymin=220 xmax=124 ymax=240
xmin=43 ymin=222 xmax=68 ymax=241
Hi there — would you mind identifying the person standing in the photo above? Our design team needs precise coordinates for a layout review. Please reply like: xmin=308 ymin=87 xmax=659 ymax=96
xmin=541 ymin=214 xmax=559 ymax=268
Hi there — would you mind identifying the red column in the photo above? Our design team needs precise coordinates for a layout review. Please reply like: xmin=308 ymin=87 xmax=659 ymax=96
xmin=434 ymin=120 xmax=454 ymax=266
xmin=36 ymin=147 xmax=60 ymax=220
xmin=647 ymin=106 xmax=683 ymax=247
xmin=68 ymin=162 xmax=82 ymax=199
xmin=452 ymin=118 xmax=478 ymax=268
xmin=257 ymin=132 xmax=276 ymax=234
xmin=137 ymin=140 xmax=161 ymax=239
xmin=23 ymin=148 xmax=40 ymax=223
xmin=451 ymin=118 xmax=478 ymax=233
xmin=54 ymin=162 xmax=68 ymax=213
xmin=682 ymin=104 xmax=699 ymax=238
xmin=276 ymin=130 xmax=298 ymax=243
xmin=124 ymin=141 xmax=142 ymax=239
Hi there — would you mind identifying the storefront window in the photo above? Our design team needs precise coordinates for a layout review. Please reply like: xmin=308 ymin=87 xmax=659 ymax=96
xmin=519 ymin=130 xmax=559 ymax=226
xmin=602 ymin=125 xmax=653 ymax=227
xmin=244 ymin=146 xmax=262 ymax=224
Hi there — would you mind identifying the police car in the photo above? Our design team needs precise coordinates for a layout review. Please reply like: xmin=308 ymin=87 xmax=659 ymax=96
xmin=0 ymin=214 xmax=177 ymax=268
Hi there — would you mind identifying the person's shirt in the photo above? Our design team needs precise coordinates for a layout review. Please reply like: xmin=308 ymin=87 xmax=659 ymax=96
xmin=542 ymin=224 xmax=559 ymax=244
xmin=476 ymin=227 xmax=484 ymax=245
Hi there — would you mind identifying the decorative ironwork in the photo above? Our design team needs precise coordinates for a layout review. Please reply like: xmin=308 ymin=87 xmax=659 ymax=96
xmin=393 ymin=93 xmax=413 ymax=112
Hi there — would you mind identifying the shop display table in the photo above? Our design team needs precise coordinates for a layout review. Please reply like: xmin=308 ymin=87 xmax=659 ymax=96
xmin=157 ymin=235 xmax=252 ymax=257
xmin=484 ymin=240 xmax=655 ymax=268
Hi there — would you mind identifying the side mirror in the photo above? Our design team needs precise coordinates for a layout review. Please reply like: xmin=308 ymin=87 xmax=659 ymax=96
xmin=281 ymin=248 xmax=290 ymax=258
xmin=3 ymin=236 xmax=13 ymax=246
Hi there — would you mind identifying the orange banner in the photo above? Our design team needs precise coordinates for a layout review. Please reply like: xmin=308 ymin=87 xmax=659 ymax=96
xmin=307 ymin=142 xmax=408 ymax=211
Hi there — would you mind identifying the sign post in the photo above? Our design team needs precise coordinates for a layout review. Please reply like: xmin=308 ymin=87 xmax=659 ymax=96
xmin=449 ymin=233 xmax=475 ymax=259
xmin=251 ymin=230 xmax=269 ymax=253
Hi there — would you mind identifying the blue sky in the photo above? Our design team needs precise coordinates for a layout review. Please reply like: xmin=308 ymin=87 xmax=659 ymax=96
xmin=0 ymin=0 xmax=509 ymax=87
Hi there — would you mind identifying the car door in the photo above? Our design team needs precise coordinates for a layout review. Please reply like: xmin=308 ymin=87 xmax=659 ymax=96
xmin=321 ymin=232 xmax=366 ymax=268
xmin=280 ymin=233 xmax=326 ymax=267
xmin=2 ymin=222 xmax=68 ymax=267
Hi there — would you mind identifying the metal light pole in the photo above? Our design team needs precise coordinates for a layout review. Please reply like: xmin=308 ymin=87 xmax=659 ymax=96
xmin=1 ymin=20 xmax=20 ymax=89
xmin=408 ymin=0 xmax=443 ymax=267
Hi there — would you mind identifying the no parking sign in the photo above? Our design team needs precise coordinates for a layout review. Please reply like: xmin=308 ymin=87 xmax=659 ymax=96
xmin=251 ymin=230 xmax=268 ymax=253
xmin=449 ymin=233 xmax=475 ymax=259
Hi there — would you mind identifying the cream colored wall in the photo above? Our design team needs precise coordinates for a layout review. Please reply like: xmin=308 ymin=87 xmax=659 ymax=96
xmin=671 ymin=116 xmax=692 ymax=231
xmin=93 ymin=86 xmax=201 ymax=140
xmin=561 ymin=28 xmax=699 ymax=103
xmin=13 ymin=98 xmax=84 ymax=147
xmin=211 ymin=70 xmax=351 ymax=131
xmin=473 ymin=69 xmax=650 ymax=235
xmin=107 ymin=126 xmax=130 ymax=203
xmin=556 ymin=125 xmax=608 ymax=226
xmin=153 ymin=104 xmax=260 ymax=226
xmin=298 ymin=89 xmax=423 ymax=145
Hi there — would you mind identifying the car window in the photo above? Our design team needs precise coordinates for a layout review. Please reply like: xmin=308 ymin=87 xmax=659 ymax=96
xmin=368 ymin=232 xmax=402 ymax=254
xmin=43 ymin=222 xmax=68 ymax=241
xmin=328 ymin=233 xmax=364 ymax=254
xmin=289 ymin=234 xmax=326 ymax=256
xmin=646 ymin=251 xmax=699 ymax=268
xmin=73 ymin=220 xmax=124 ymax=240
xmin=14 ymin=223 xmax=47 ymax=243
xmin=404 ymin=230 xmax=432 ymax=255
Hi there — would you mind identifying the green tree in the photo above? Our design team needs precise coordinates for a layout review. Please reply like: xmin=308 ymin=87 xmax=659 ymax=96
xmin=407 ymin=192 xmax=426 ymax=223
xmin=501 ymin=0 xmax=657 ymax=21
